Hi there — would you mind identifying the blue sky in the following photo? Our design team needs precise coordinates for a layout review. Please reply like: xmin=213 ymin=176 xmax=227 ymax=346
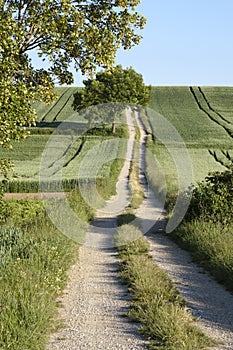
xmin=116 ymin=0 xmax=233 ymax=86
xmin=31 ymin=0 xmax=233 ymax=86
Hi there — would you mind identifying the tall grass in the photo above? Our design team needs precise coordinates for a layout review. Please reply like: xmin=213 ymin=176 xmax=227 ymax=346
xmin=0 ymin=185 xmax=96 ymax=350
xmin=171 ymin=167 xmax=233 ymax=292
xmin=0 ymin=214 xmax=78 ymax=350
xmin=173 ymin=220 xmax=233 ymax=291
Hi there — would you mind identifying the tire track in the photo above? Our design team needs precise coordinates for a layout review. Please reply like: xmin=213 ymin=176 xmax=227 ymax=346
xmin=209 ymin=149 xmax=233 ymax=168
xmin=48 ymin=138 xmax=85 ymax=177
xmin=41 ymin=88 xmax=69 ymax=122
xmin=198 ymin=87 xmax=232 ymax=125
xmin=59 ymin=139 xmax=85 ymax=169
xmin=52 ymin=88 xmax=78 ymax=122
xmin=189 ymin=87 xmax=233 ymax=139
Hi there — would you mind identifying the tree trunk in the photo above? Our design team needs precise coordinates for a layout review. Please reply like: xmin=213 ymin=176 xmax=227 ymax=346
xmin=112 ymin=122 xmax=116 ymax=134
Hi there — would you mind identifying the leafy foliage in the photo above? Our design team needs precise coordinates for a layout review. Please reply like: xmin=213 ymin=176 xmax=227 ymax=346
xmin=0 ymin=0 xmax=145 ymax=175
xmin=186 ymin=166 xmax=233 ymax=224
xmin=74 ymin=65 xmax=151 ymax=127
xmin=0 ymin=199 xmax=45 ymax=226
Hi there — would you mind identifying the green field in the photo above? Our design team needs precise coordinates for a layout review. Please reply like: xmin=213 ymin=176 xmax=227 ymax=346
xmin=1 ymin=87 xmax=127 ymax=191
xmin=148 ymin=86 xmax=233 ymax=188
xmin=149 ymin=86 xmax=233 ymax=148
xmin=201 ymin=86 xmax=233 ymax=124
xmin=1 ymin=86 xmax=233 ymax=191
xmin=32 ymin=87 xmax=82 ymax=123
xmin=1 ymin=86 xmax=233 ymax=349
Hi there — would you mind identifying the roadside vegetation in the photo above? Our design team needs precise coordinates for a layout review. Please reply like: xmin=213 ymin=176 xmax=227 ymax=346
xmin=0 ymin=198 xmax=79 ymax=350
xmin=0 ymin=124 xmax=127 ymax=349
xmin=172 ymin=166 xmax=233 ymax=293
xmin=147 ymin=87 xmax=233 ymax=294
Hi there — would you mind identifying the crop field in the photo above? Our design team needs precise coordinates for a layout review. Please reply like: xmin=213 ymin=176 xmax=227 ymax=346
xmin=1 ymin=87 xmax=127 ymax=192
xmin=147 ymin=86 xmax=233 ymax=189
xmin=33 ymin=87 xmax=82 ymax=123
xmin=1 ymin=86 xmax=233 ymax=192
xmin=0 ymin=134 xmax=126 ymax=192
xmin=149 ymin=86 xmax=233 ymax=148
xmin=201 ymin=86 xmax=233 ymax=124
xmin=1 ymin=86 xmax=233 ymax=350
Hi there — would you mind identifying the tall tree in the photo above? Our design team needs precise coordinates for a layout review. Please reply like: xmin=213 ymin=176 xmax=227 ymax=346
xmin=74 ymin=65 xmax=151 ymax=132
xmin=0 ymin=0 xmax=146 ymax=169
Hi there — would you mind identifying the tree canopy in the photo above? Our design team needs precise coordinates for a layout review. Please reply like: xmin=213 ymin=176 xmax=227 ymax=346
xmin=0 ymin=0 xmax=146 ymax=152
xmin=74 ymin=65 xmax=151 ymax=129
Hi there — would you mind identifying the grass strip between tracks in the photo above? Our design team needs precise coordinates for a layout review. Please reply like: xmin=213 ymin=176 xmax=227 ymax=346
xmin=114 ymin=225 xmax=215 ymax=350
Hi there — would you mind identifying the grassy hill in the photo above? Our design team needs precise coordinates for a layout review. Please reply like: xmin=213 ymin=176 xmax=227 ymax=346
xmin=32 ymin=87 xmax=81 ymax=123
xmin=1 ymin=86 xmax=233 ymax=191
xmin=148 ymin=86 xmax=233 ymax=186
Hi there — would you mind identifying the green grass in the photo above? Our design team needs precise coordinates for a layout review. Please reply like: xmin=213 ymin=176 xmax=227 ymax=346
xmin=172 ymin=220 xmax=233 ymax=292
xmin=201 ymin=86 xmax=233 ymax=124
xmin=32 ymin=87 xmax=81 ymax=123
xmin=0 ymin=135 xmax=50 ymax=162
xmin=115 ymin=225 xmax=214 ymax=350
xmin=0 ymin=200 xmax=79 ymax=350
xmin=149 ymin=143 xmax=226 ymax=191
xmin=146 ymin=86 xmax=233 ymax=210
xmin=149 ymin=86 xmax=233 ymax=148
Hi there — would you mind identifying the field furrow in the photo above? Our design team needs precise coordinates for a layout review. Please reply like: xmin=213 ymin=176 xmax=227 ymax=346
xmin=201 ymin=87 xmax=233 ymax=125
xmin=199 ymin=87 xmax=232 ymax=125
xmin=52 ymin=87 xmax=80 ymax=122
xmin=40 ymin=88 xmax=70 ymax=122
xmin=190 ymin=86 xmax=233 ymax=140
xmin=42 ymin=88 xmax=76 ymax=122
xmin=209 ymin=149 xmax=233 ymax=168
xmin=149 ymin=86 xmax=232 ymax=148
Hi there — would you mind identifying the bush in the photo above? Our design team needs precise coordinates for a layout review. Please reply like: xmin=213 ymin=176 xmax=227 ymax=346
xmin=0 ymin=199 xmax=45 ymax=226
xmin=186 ymin=167 xmax=233 ymax=224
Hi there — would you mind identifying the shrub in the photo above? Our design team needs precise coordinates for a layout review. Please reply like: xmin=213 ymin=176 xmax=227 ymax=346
xmin=186 ymin=166 xmax=233 ymax=224
xmin=0 ymin=199 xmax=45 ymax=226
